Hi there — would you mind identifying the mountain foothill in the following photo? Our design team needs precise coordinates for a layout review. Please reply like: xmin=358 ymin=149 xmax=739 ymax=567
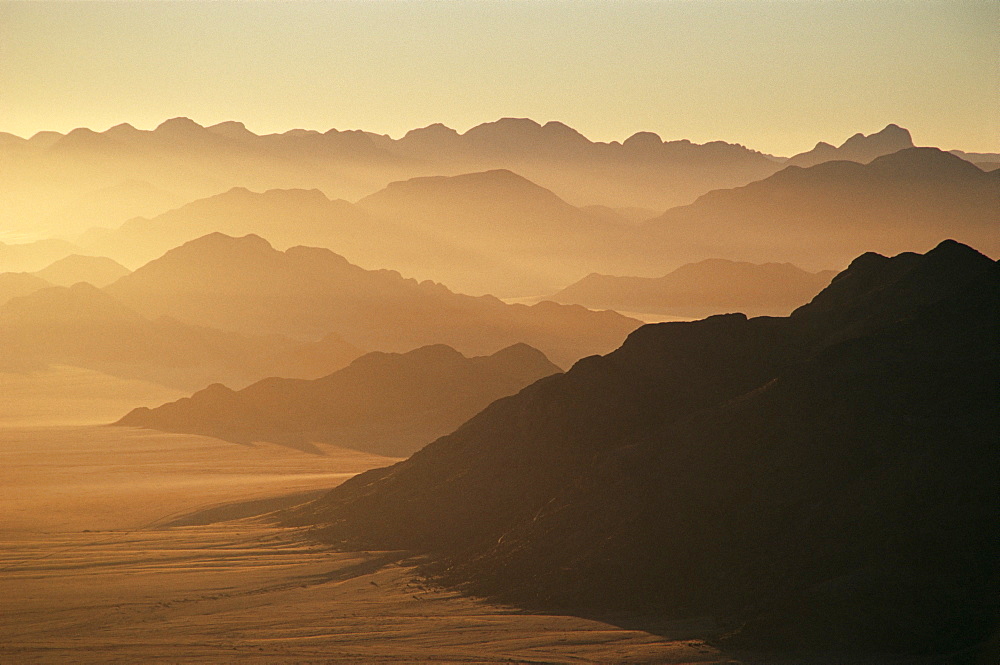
xmin=117 ymin=343 xmax=562 ymax=457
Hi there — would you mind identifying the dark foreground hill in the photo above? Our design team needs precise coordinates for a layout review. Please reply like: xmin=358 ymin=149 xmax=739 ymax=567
xmin=117 ymin=344 xmax=560 ymax=457
xmin=284 ymin=240 xmax=999 ymax=658
xmin=551 ymin=259 xmax=836 ymax=318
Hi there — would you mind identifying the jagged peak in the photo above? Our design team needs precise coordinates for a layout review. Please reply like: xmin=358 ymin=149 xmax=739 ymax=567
xmin=792 ymin=240 xmax=996 ymax=324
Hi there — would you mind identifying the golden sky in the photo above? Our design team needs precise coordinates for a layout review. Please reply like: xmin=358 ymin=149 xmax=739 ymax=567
xmin=1 ymin=0 xmax=997 ymax=155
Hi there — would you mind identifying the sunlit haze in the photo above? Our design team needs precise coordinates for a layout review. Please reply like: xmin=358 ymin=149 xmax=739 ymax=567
xmin=1 ymin=1 xmax=998 ymax=662
xmin=1 ymin=0 xmax=997 ymax=154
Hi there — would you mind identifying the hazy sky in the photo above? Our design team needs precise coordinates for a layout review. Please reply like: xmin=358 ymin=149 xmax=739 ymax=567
xmin=1 ymin=0 xmax=997 ymax=155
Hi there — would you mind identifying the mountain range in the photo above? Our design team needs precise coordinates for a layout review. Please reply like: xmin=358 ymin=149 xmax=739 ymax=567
xmin=0 ymin=238 xmax=85 ymax=273
xmin=5 ymin=118 xmax=966 ymax=244
xmin=551 ymin=259 xmax=836 ymax=318
xmin=70 ymin=145 xmax=999 ymax=297
xmin=33 ymin=254 xmax=131 ymax=288
xmin=644 ymin=147 xmax=1000 ymax=269
xmin=0 ymin=282 xmax=360 ymax=389
xmin=103 ymin=232 xmax=641 ymax=368
xmin=786 ymin=123 xmax=915 ymax=168
xmin=117 ymin=343 xmax=561 ymax=457
xmin=282 ymin=239 xmax=999 ymax=657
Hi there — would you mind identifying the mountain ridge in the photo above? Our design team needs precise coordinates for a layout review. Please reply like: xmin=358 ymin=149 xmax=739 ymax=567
xmin=104 ymin=232 xmax=641 ymax=368
xmin=117 ymin=343 xmax=562 ymax=457
xmin=282 ymin=239 xmax=1000 ymax=657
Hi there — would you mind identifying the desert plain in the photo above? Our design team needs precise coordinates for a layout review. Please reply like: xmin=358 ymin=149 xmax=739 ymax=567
xmin=0 ymin=367 xmax=733 ymax=664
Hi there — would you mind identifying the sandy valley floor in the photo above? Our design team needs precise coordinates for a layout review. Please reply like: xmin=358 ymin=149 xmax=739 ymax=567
xmin=0 ymin=368 xmax=735 ymax=664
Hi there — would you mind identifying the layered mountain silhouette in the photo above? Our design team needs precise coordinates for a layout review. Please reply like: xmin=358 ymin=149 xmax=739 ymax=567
xmin=78 ymin=186 xmax=382 ymax=268
xmin=79 ymin=173 xmax=647 ymax=296
xmin=1 ymin=117 xmax=784 ymax=239
xmin=950 ymin=149 xmax=1000 ymax=172
xmin=0 ymin=282 xmax=360 ymax=389
xmin=72 ymin=143 xmax=999 ymax=297
xmin=645 ymin=147 xmax=1000 ymax=269
xmin=33 ymin=254 xmax=130 ymax=287
xmin=283 ymin=240 xmax=999 ymax=657
xmin=104 ymin=233 xmax=640 ymax=368
xmin=117 ymin=344 xmax=560 ymax=457
xmin=41 ymin=180 xmax=184 ymax=238
xmin=0 ymin=272 xmax=52 ymax=307
xmin=353 ymin=169 xmax=646 ymax=295
xmin=8 ymin=117 xmax=996 ymax=244
xmin=787 ymin=124 xmax=914 ymax=168
xmin=551 ymin=259 xmax=836 ymax=318
xmin=0 ymin=238 xmax=84 ymax=273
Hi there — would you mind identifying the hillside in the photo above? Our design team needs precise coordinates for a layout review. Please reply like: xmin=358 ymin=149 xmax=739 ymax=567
xmin=645 ymin=147 xmax=1000 ymax=269
xmin=78 ymin=186 xmax=389 ymax=269
xmin=0 ymin=283 xmax=360 ymax=389
xmin=117 ymin=344 xmax=561 ymax=457
xmin=0 ymin=272 xmax=52 ymax=307
xmin=1 ymin=117 xmax=784 ymax=241
xmin=284 ymin=240 xmax=1000 ymax=658
xmin=551 ymin=259 xmax=836 ymax=318
xmin=0 ymin=239 xmax=83 ymax=273
xmin=355 ymin=169 xmax=646 ymax=295
xmin=104 ymin=233 xmax=641 ymax=368
xmin=786 ymin=123 xmax=914 ymax=168
xmin=34 ymin=254 xmax=131 ymax=287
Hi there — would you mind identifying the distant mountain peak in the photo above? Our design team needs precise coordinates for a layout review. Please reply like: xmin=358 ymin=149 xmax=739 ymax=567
xmin=866 ymin=146 xmax=985 ymax=178
xmin=472 ymin=117 xmax=542 ymax=132
xmin=207 ymin=120 xmax=256 ymax=140
xmin=623 ymin=132 xmax=664 ymax=150
xmin=169 ymin=232 xmax=275 ymax=257
xmin=789 ymin=123 xmax=915 ymax=167
xmin=840 ymin=123 xmax=913 ymax=152
xmin=403 ymin=123 xmax=459 ymax=139
xmin=155 ymin=117 xmax=205 ymax=134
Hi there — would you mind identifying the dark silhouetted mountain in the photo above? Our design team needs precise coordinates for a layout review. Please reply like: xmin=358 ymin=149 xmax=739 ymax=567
xmin=645 ymin=147 xmax=1000 ymax=269
xmin=117 ymin=343 xmax=561 ymax=457
xmin=788 ymin=124 xmax=914 ymax=168
xmin=284 ymin=240 xmax=999 ymax=658
xmin=0 ymin=238 xmax=84 ymax=273
xmin=0 ymin=272 xmax=52 ymax=306
xmin=0 ymin=282 xmax=360 ymax=389
xmin=33 ymin=254 xmax=131 ymax=287
xmin=551 ymin=259 xmax=836 ymax=318
xmin=104 ymin=233 xmax=640 ymax=368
